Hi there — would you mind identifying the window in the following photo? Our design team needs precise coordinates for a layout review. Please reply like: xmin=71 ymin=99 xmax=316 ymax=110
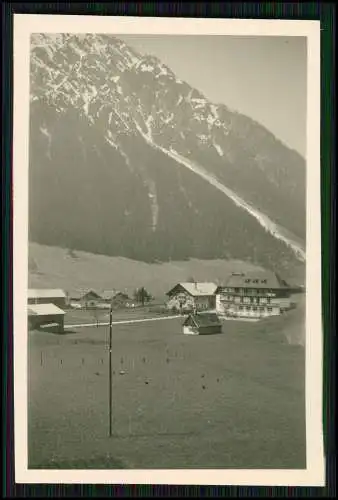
xmin=239 ymin=306 xmax=243 ymax=311
xmin=246 ymin=306 xmax=251 ymax=311
xmin=244 ymin=279 xmax=251 ymax=283
xmin=261 ymin=279 xmax=267 ymax=284
xmin=253 ymin=279 xmax=259 ymax=283
xmin=267 ymin=298 xmax=271 ymax=304
xmin=267 ymin=307 xmax=272 ymax=312
xmin=253 ymin=307 xmax=258 ymax=311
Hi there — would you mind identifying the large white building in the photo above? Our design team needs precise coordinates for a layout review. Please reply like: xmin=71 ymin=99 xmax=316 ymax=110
xmin=215 ymin=271 xmax=292 ymax=319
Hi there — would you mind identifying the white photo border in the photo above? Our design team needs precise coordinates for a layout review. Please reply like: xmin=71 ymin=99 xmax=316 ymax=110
xmin=13 ymin=14 xmax=324 ymax=486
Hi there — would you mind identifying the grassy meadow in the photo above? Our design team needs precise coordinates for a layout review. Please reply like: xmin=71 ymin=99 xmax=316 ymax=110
xmin=28 ymin=310 xmax=306 ymax=470
xmin=27 ymin=242 xmax=306 ymax=469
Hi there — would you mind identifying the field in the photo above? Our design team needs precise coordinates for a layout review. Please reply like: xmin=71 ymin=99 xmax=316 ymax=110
xmin=28 ymin=310 xmax=306 ymax=470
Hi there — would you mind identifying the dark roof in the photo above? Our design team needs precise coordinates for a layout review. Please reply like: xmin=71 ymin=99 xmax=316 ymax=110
xmin=183 ymin=313 xmax=221 ymax=328
xmin=216 ymin=271 xmax=290 ymax=291
xmin=69 ymin=289 xmax=102 ymax=300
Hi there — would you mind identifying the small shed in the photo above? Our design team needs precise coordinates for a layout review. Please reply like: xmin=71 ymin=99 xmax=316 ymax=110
xmin=183 ymin=313 xmax=222 ymax=335
xmin=28 ymin=303 xmax=66 ymax=332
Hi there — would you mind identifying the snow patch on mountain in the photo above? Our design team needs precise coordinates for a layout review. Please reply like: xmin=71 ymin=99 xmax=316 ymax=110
xmin=156 ymin=65 xmax=169 ymax=78
xmin=213 ymin=142 xmax=224 ymax=157
xmin=210 ymin=104 xmax=219 ymax=119
xmin=39 ymin=127 xmax=52 ymax=159
xmin=163 ymin=147 xmax=306 ymax=262
xmin=192 ymin=98 xmax=207 ymax=109
xmin=69 ymin=42 xmax=87 ymax=58
xmin=140 ymin=63 xmax=154 ymax=72
xmin=116 ymin=61 xmax=126 ymax=72
xmin=197 ymin=134 xmax=209 ymax=144
xmin=124 ymin=50 xmax=139 ymax=67
xmin=145 ymin=116 xmax=154 ymax=140
xmin=162 ymin=113 xmax=174 ymax=124
xmin=145 ymin=179 xmax=159 ymax=231
xmin=134 ymin=124 xmax=305 ymax=262
xmin=206 ymin=114 xmax=216 ymax=127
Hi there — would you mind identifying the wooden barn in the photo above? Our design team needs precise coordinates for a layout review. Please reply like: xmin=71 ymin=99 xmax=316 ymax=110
xmin=28 ymin=289 xmax=67 ymax=308
xmin=183 ymin=313 xmax=222 ymax=336
xmin=28 ymin=303 xmax=65 ymax=332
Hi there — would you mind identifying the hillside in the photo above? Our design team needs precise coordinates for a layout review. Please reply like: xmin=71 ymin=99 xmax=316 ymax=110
xmin=28 ymin=242 xmax=265 ymax=299
xmin=29 ymin=34 xmax=306 ymax=274
xmin=28 ymin=243 xmax=305 ymax=300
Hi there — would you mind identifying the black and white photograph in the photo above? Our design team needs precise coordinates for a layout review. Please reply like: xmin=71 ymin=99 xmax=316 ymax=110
xmin=13 ymin=15 xmax=324 ymax=485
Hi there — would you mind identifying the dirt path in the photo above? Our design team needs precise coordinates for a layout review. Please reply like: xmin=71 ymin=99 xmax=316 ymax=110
xmin=64 ymin=314 xmax=182 ymax=329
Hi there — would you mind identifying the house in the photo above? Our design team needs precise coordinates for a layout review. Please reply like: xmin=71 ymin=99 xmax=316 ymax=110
xmin=100 ymin=290 xmax=117 ymax=303
xmin=28 ymin=289 xmax=67 ymax=308
xmin=215 ymin=271 xmax=292 ymax=319
xmin=111 ymin=291 xmax=130 ymax=308
xmin=68 ymin=289 xmax=103 ymax=309
xmin=28 ymin=303 xmax=65 ymax=332
xmin=183 ymin=313 xmax=222 ymax=335
xmin=166 ymin=282 xmax=217 ymax=313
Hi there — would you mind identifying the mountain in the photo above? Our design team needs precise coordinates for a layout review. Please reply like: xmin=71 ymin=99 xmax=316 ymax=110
xmin=29 ymin=33 xmax=306 ymax=274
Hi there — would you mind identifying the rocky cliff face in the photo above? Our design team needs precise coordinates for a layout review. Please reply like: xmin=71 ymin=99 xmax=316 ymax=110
xmin=29 ymin=33 xmax=306 ymax=272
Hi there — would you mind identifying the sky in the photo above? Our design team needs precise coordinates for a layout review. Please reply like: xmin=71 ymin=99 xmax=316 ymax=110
xmin=119 ymin=35 xmax=307 ymax=158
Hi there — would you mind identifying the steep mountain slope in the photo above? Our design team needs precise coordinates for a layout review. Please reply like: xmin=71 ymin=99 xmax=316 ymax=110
xmin=29 ymin=33 xmax=306 ymax=273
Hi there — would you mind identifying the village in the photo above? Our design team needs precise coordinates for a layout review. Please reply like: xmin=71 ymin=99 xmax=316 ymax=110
xmin=27 ymin=267 xmax=306 ymax=469
xmin=27 ymin=270 xmax=304 ymax=335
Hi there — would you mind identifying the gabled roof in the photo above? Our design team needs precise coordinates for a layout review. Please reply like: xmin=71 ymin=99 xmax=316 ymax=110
xmin=183 ymin=313 xmax=221 ymax=328
xmin=101 ymin=290 xmax=116 ymax=300
xmin=103 ymin=290 xmax=129 ymax=300
xmin=28 ymin=303 xmax=65 ymax=316
xmin=167 ymin=282 xmax=217 ymax=297
xmin=68 ymin=289 xmax=102 ymax=300
xmin=112 ymin=291 xmax=129 ymax=299
xmin=28 ymin=288 xmax=66 ymax=299
xmin=216 ymin=271 xmax=290 ymax=291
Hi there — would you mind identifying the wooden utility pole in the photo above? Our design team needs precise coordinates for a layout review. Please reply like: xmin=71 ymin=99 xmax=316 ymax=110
xmin=108 ymin=302 xmax=113 ymax=437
